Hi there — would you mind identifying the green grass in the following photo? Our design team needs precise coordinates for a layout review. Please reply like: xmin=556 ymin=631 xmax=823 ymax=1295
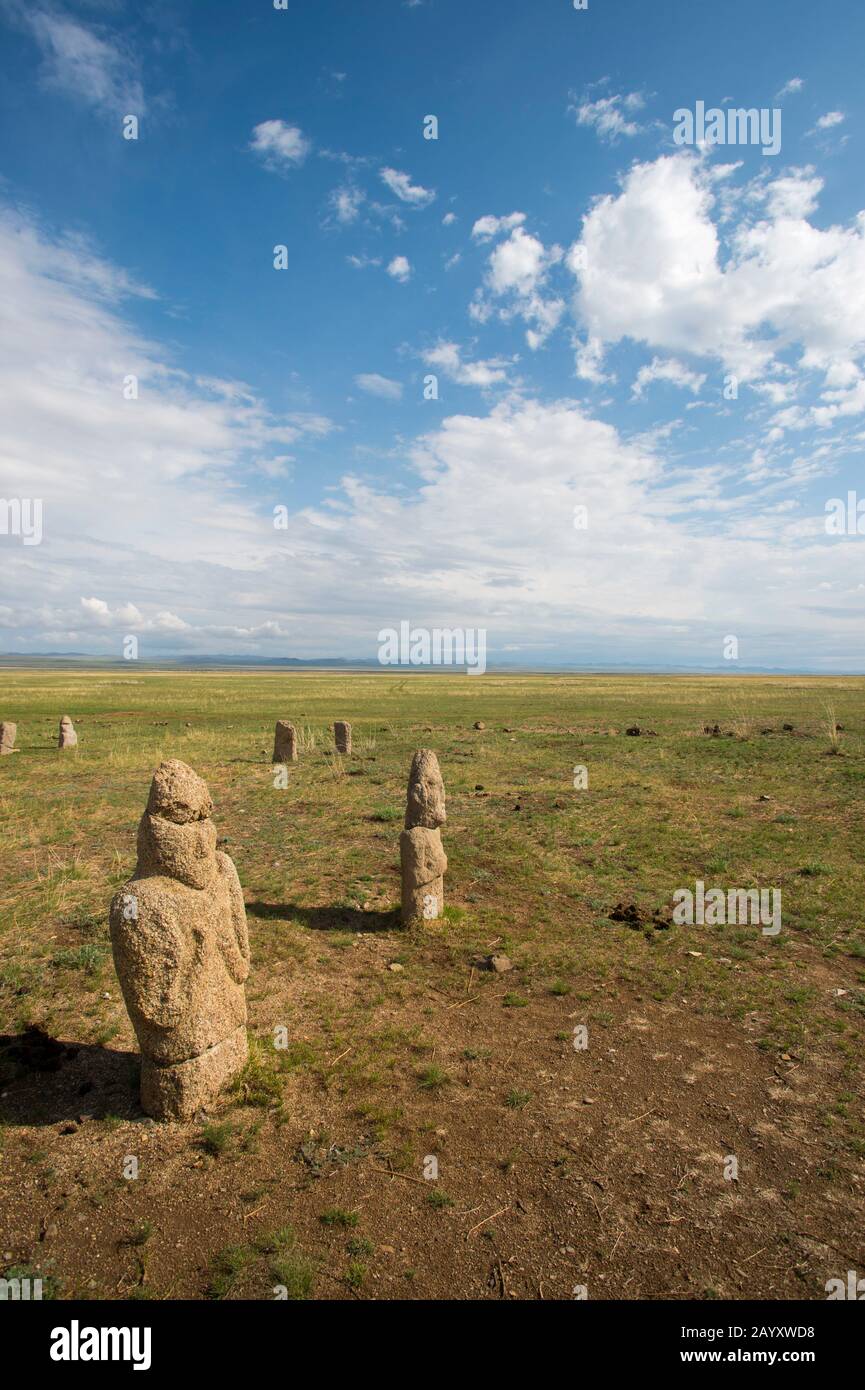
xmin=198 ymin=1122 xmax=234 ymax=1157
xmin=319 ymin=1207 xmax=359 ymax=1228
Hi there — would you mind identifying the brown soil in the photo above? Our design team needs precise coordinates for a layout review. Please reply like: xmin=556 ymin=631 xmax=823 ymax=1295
xmin=2 ymin=929 xmax=861 ymax=1301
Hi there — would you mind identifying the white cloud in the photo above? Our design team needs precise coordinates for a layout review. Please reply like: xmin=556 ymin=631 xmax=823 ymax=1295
xmin=81 ymin=597 xmax=189 ymax=632
xmin=3 ymin=154 xmax=864 ymax=666
xmin=386 ymin=255 xmax=411 ymax=282
xmin=379 ymin=167 xmax=435 ymax=207
xmin=421 ymin=342 xmax=510 ymax=388
xmin=250 ymin=120 xmax=311 ymax=168
xmin=472 ymin=223 xmax=565 ymax=348
xmin=0 ymin=209 xmax=861 ymax=666
xmin=632 ymin=356 xmax=706 ymax=399
xmin=442 ymin=212 xmax=458 ymax=226
xmin=573 ymin=334 xmax=610 ymax=384
xmin=0 ymin=204 xmax=335 ymax=654
xmin=816 ymin=111 xmax=845 ymax=129
xmin=569 ymin=90 xmax=646 ymax=141
xmin=471 ymin=211 xmax=526 ymax=242
xmin=328 ymin=184 xmax=364 ymax=224
xmin=764 ymin=168 xmax=822 ymax=219
xmin=572 ymin=153 xmax=865 ymax=407
xmin=355 ymin=373 xmax=403 ymax=400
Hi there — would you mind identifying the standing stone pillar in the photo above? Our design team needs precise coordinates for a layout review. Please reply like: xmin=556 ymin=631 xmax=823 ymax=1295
xmin=334 ymin=721 xmax=352 ymax=755
xmin=58 ymin=716 xmax=78 ymax=748
xmin=273 ymin=720 xmax=297 ymax=763
xmin=0 ymin=722 xmax=17 ymax=756
xmin=400 ymin=750 xmax=447 ymax=926
xmin=109 ymin=759 xmax=250 ymax=1120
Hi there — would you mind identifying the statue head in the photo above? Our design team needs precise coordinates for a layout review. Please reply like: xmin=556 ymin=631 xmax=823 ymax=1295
xmin=137 ymin=759 xmax=217 ymax=889
xmin=405 ymin=749 xmax=446 ymax=829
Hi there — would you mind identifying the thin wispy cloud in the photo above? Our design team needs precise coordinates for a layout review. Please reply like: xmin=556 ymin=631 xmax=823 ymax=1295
xmin=3 ymin=1 xmax=145 ymax=115
xmin=355 ymin=373 xmax=403 ymax=400
xmin=379 ymin=166 xmax=435 ymax=207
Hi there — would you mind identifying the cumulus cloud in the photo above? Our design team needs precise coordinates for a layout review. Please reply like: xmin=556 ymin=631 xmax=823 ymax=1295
xmin=421 ymin=342 xmax=510 ymax=388
xmin=471 ymin=221 xmax=565 ymax=349
xmin=571 ymin=153 xmax=865 ymax=411
xmin=631 ymin=357 xmax=706 ymax=399
xmin=250 ymin=119 xmax=311 ymax=167
xmin=471 ymin=211 xmax=526 ymax=242
xmin=569 ymin=90 xmax=646 ymax=141
xmin=386 ymin=255 xmax=411 ymax=282
xmin=2 ymin=152 xmax=863 ymax=666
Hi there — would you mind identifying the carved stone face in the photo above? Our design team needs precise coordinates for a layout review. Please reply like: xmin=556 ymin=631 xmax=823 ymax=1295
xmin=405 ymin=749 xmax=446 ymax=829
xmin=137 ymin=812 xmax=218 ymax=890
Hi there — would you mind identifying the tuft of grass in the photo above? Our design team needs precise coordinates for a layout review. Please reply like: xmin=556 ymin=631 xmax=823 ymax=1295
xmin=198 ymin=1122 xmax=234 ymax=1157
xmin=502 ymin=992 xmax=528 ymax=1008
xmin=504 ymin=1089 xmax=531 ymax=1109
xmin=319 ymin=1207 xmax=359 ymax=1229
xmin=51 ymin=943 xmax=107 ymax=975
xmin=232 ymin=1035 xmax=312 ymax=1108
xmin=258 ymin=1227 xmax=315 ymax=1300
xmin=207 ymin=1244 xmax=252 ymax=1299
xmin=416 ymin=1064 xmax=449 ymax=1090
xmin=119 ymin=1221 xmax=153 ymax=1248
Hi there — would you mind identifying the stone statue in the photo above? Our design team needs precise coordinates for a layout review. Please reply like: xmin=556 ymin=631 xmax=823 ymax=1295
xmin=400 ymin=750 xmax=447 ymax=925
xmin=109 ymin=759 xmax=250 ymax=1120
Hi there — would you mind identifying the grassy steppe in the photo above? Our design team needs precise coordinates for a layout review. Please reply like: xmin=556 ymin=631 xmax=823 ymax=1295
xmin=0 ymin=669 xmax=863 ymax=1300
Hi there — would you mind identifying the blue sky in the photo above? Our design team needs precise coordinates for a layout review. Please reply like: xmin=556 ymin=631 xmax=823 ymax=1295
xmin=0 ymin=0 xmax=864 ymax=668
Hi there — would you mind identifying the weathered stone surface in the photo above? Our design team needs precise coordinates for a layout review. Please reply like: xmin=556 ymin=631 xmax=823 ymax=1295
xmin=334 ymin=721 xmax=352 ymax=755
xmin=58 ymin=716 xmax=78 ymax=748
xmin=109 ymin=759 xmax=250 ymax=1120
xmin=0 ymin=722 xmax=17 ymax=755
xmin=401 ymin=750 xmax=447 ymax=925
xmin=272 ymin=720 xmax=297 ymax=763
xmin=404 ymin=749 xmax=446 ymax=830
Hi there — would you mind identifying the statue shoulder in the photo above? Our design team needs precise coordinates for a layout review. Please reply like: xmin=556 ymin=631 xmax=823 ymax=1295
xmin=215 ymin=851 xmax=242 ymax=887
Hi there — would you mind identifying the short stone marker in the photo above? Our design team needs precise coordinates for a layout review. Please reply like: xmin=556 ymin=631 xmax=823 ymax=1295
xmin=334 ymin=720 xmax=352 ymax=755
xmin=0 ymin=722 xmax=17 ymax=755
xmin=58 ymin=716 xmax=78 ymax=748
xmin=400 ymin=749 xmax=447 ymax=926
xmin=272 ymin=720 xmax=297 ymax=763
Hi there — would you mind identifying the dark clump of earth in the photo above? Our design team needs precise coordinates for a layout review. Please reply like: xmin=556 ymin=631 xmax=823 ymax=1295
xmin=609 ymin=902 xmax=672 ymax=931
